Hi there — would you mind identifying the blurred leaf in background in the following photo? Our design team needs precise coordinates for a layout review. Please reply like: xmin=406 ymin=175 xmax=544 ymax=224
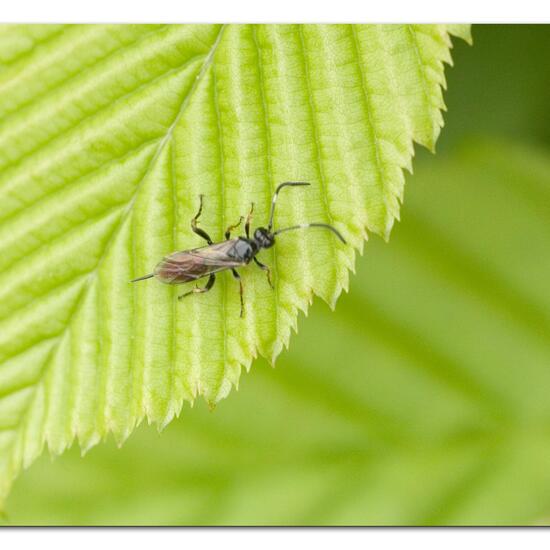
xmin=441 ymin=24 xmax=550 ymax=151
xmin=4 ymin=24 xmax=550 ymax=525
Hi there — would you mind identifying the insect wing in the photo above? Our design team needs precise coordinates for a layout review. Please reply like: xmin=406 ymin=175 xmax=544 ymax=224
xmin=154 ymin=240 xmax=243 ymax=284
xmin=187 ymin=240 xmax=244 ymax=266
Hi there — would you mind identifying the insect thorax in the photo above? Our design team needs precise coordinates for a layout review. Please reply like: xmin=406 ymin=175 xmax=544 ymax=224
xmin=232 ymin=238 xmax=257 ymax=263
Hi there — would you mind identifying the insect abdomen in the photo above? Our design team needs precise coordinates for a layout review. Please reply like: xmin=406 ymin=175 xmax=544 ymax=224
xmin=154 ymin=252 xmax=210 ymax=284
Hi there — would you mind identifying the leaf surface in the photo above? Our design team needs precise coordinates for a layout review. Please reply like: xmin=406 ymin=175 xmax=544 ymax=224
xmin=0 ymin=24 xmax=468 ymax=506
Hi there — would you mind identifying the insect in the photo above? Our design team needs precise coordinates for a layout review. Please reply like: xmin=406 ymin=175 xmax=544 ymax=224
xmin=131 ymin=182 xmax=346 ymax=317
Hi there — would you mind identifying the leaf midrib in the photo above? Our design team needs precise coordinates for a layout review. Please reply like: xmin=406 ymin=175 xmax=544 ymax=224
xmin=5 ymin=24 xmax=226 ymax=457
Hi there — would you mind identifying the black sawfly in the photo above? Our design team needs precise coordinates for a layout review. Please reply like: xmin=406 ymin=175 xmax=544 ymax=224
xmin=131 ymin=182 xmax=347 ymax=317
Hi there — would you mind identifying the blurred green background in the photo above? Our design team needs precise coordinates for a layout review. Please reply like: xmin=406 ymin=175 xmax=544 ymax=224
xmin=6 ymin=25 xmax=550 ymax=525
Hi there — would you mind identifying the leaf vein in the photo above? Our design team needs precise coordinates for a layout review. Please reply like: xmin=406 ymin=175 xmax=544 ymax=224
xmin=3 ymin=24 xmax=226 ymax=463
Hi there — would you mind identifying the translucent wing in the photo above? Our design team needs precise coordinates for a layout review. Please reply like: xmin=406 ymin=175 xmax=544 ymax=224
xmin=154 ymin=240 xmax=245 ymax=284
xmin=187 ymin=240 xmax=246 ymax=266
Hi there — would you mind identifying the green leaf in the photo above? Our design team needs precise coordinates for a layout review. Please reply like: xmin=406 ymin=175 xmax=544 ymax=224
xmin=0 ymin=24 xmax=468 ymax=507
xmin=6 ymin=138 xmax=550 ymax=525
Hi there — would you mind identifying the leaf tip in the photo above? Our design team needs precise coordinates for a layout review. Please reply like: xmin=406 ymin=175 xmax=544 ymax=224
xmin=79 ymin=437 xmax=100 ymax=458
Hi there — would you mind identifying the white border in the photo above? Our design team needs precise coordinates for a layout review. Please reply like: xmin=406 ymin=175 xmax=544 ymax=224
xmin=2 ymin=528 xmax=550 ymax=549
xmin=1 ymin=0 xmax=550 ymax=23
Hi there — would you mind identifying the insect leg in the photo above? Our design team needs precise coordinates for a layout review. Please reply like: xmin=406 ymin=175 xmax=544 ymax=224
xmin=253 ymin=257 xmax=274 ymax=289
xmin=178 ymin=274 xmax=216 ymax=300
xmin=191 ymin=195 xmax=213 ymax=245
xmin=224 ymin=216 xmax=244 ymax=240
xmin=245 ymin=202 xmax=254 ymax=238
xmin=231 ymin=269 xmax=245 ymax=318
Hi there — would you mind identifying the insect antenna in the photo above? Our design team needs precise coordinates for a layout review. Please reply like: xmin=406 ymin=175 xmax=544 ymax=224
xmin=130 ymin=273 xmax=154 ymax=283
xmin=274 ymin=223 xmax=347 ymax=244
xmin=267 ymin=181 xmax=310 ymax=231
